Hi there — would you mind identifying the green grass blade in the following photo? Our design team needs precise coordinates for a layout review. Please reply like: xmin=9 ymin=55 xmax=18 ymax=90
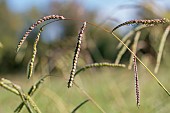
xmin=71 ymin=99 xmax=90 ymax=113
xmin=154 ymin=25 xmax=170 ymax=73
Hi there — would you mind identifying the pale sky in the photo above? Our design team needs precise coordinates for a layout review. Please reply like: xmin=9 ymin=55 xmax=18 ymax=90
xmin=4 ymin=0 xmax=170 ymax=42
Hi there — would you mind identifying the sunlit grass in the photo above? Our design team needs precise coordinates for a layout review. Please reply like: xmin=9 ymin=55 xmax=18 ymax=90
xmin=0 ymin=65 xmax=169 ymax=113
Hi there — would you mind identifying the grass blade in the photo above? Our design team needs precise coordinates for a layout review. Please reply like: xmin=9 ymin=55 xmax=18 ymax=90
xmin=74 ymin=82 xmax=106 ymax=113
xmin=0 ymin=78 xmax=19 ymax=95
xmin=154 ymin=25 xmax=170 ymax=74
xmin=116 ymin=25 xmax=146 ymax=49
xmin=128 ymin=31 xmax=141 ymax=70
xmin=71 ymin=99 xmax=90 ymax=113
xmin=115 ymin=40 xmax=131 ymax=64
xmin=15 ymin=75 xmax=50 ymax=113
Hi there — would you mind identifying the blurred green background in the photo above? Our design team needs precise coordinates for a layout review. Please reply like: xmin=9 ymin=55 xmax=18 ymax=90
xmin=0 ymin=0 xmax=170 ymax=113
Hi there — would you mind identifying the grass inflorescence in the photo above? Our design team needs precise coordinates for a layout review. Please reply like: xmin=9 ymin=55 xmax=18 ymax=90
xmin=12 ymin=14 xmax=170 ymax=113
xmin=67 ymin=22 xmax=87 ymax=88
xmin=27 ymin=28 xmax=43 ymax=79
xmin=112 ymin=18 xmax=170 ymax=32
xmin=75 ymin=62 xmax=126 ymax=77
xmin=133 ymin=56 xmax=140 ymax=107
xmin=16 ymin=15 xmax=66 ymax=53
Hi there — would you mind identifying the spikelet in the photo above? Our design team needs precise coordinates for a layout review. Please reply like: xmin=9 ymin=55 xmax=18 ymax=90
xmin=27 ymin=28 xmax=43 ymax=79
xmin=133 ymin=56 xmax=140 ymax=107
xmin=75 ymin=62 xmax=126 ymax=77
xmin=16 ymin=15 xmax=66 ymax=52
xmin=112 ymin=18 xmax=170 ymax=32
xmin=68 ymin=22 xmax=87 ymax=88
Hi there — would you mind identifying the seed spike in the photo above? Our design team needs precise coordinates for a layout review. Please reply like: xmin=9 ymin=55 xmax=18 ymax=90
xmin=75 ymin=62 xmax=126 ymax=77
xmin=27 ymin=28 xmax=43 ymax=79
xmin=68 ymin=22 xmax=87 ymax=88
xmin=16 ymin=15 xmax=65 ymax=52
xmin=112 ymin=18 xmax=170 ymax=32
xmin=133 ymin=56 xmax=140 ymax=107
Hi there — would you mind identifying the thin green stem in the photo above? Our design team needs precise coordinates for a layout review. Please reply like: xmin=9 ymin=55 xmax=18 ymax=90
xmin=71 ymin=99 xmax=90 ymax=113
xmin=74 ymin=82 xmax=106 ymax=113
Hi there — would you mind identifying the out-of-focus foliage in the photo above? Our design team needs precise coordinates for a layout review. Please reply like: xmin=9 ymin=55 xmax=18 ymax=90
xmin=0 ymin=0 xmax=170 ymax=75
xmin=0 ymin=1 xmax=170 ymax=113
xmin=134 ymin=1 xmax=170 ymax=67
xmin=0 ymin=1 xmax=22 ymax=73
xmin=0 ymin=1 xmax=92 ymax=74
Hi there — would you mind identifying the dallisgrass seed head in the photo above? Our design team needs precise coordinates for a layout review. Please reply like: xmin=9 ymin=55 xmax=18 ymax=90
xmin=12 ymin=14 xmax=170 ymax=111
xmin=68 ymin=22 xmax=87 ymax=88
xmin=133 ymin=56 xmax=140 ymax=107
xmin=111 ymin=19 xmax=170 ymax=96
xmin=112 ymin=18 xmax=170 ymax=32
xmin=75 ymin=62 xmax=126 ymax=77
xmin=27 ymin=28 xmax=43 ymax=79
xmin=16 ymin=15 xmax=66 ymax=52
